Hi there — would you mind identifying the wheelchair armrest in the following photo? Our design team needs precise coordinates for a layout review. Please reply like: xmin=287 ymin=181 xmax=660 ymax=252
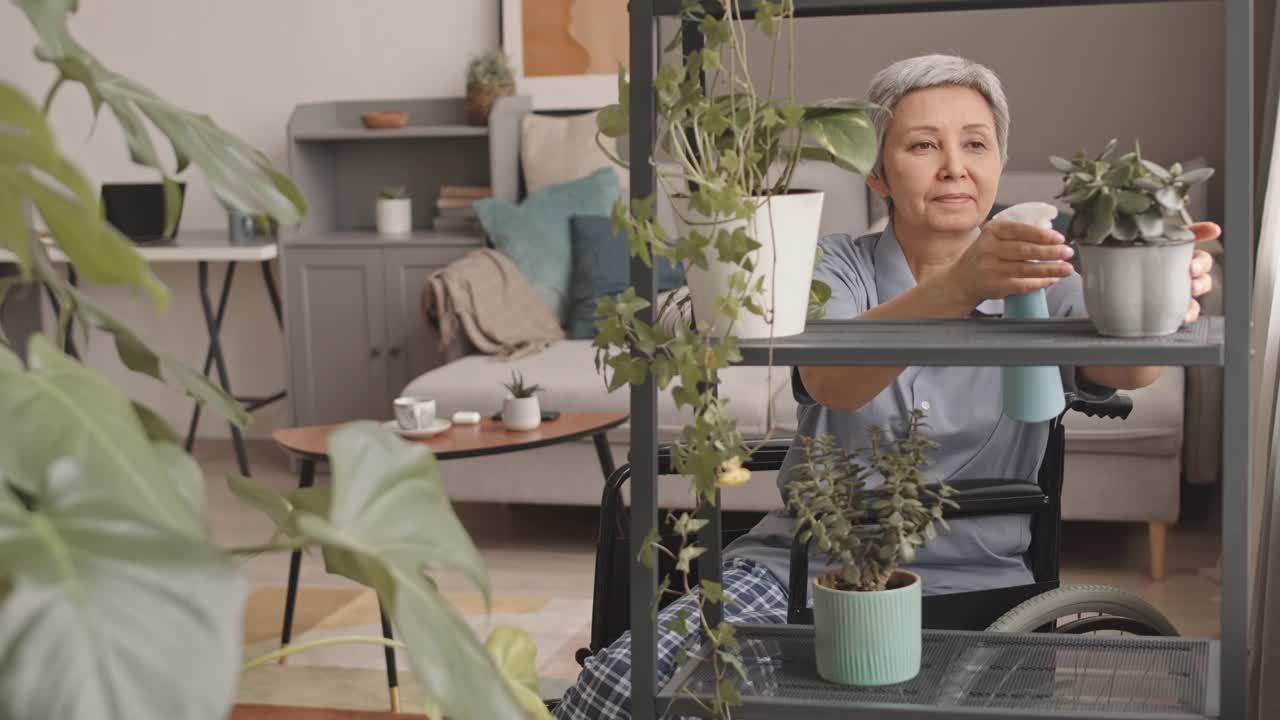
xmin=650 ymin=437 xmax=793 ymax=476
xmin=1067 ymin=392 xmax=1132 ymax=420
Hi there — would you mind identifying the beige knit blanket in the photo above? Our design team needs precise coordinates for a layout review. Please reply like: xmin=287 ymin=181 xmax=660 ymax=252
xmin=421 ymin=248 xmax=564 ymax=358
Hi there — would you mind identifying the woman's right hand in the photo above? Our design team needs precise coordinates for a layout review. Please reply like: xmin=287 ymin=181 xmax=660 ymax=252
xmin=939 ymin=220 xmax=1076 ymax=307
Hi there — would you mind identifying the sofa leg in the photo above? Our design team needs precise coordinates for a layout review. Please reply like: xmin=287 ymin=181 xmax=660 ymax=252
xmin=1148 ymin=521 xmax=1169 ymax=581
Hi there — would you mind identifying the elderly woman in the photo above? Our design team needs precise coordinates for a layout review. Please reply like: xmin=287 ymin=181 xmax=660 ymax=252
xmin=553 ymin=53 xmax=1218 ymax=719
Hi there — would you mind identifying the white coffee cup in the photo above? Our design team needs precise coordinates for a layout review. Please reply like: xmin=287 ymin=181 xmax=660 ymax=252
xmin=393 ymin=396 xmax=436 ymax=430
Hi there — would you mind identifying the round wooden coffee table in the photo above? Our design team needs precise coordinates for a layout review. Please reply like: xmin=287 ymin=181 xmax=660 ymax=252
xmin=270 ymin=410 xmax=628 ymax=712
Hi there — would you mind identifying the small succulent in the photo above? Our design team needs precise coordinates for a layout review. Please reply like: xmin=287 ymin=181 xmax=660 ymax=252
xmin=1050 ymin=139 xmax=1214 ymax=245
xmin=502 ymin=370 xmax=542 ymax=399
xmin=467 ymin=49 xmax=515 ymax=86
xmin=787 ymin=410 xmax=955 ymax=593
xmin=379 ymin=186 xmax=407 ymax=200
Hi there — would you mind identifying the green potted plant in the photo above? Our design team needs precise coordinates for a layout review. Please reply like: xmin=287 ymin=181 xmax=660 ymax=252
xmin=1051 ymin=139 xmax=1214 ymax=337
xmin=376 ymin=184 xmax=411 ymax=237
xmin=466 ymin=49 xmax=516 ymax=126
xmin=501 ymin=370 xmax=544 ymax=431
xmin=786 ymin=409 xmax=955 ymax=686
xmin=0 ymin=3 xmax=547 ymax=719
xmin=589 ymin=1 xmax=879 ymax=714
xmin=595 ymin=0 xmax=876 ymax=341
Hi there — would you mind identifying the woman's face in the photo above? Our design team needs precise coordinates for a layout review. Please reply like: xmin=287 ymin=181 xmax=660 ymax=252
xmin=868 ymin=85 xmax=1002 ymax=235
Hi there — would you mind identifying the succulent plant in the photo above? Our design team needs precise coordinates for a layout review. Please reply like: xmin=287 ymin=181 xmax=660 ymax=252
xmin=379 ymin=185 xmax=407 ymax=200
xmin=1051 ymin=139 xmax=1214 ymax=245
xmin=502 ymin=370 xmax=543 ymax=399
xmin=467 ymin=49 xmax=515 ymax=86
xmin=787 ymin=410 xmax=956 ymax=592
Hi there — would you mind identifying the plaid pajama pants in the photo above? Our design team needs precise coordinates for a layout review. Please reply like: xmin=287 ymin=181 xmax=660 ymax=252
xmin=553 ymin=557 xmax=790 ymax=720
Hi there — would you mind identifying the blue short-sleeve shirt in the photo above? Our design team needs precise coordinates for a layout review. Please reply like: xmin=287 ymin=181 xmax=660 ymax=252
xmin=724 ymin=222 xmax=1113 ymax=597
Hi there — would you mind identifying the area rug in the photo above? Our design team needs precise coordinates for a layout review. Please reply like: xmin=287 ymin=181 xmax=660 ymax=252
xmin=239 ymin=586 xmax=591 ymax=712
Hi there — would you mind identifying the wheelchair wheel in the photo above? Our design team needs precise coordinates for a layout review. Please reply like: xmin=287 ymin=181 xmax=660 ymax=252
xmin=986 ymin=584 xmax=1179 ymax=636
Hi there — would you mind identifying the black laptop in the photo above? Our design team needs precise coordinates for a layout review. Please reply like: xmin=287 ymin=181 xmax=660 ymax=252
xmin=100 ymin=181 xmax=186 ymax=243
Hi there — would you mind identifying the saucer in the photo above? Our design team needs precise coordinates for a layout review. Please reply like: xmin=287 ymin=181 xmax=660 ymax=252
xmin=384 ymin=418 xmax=452 ymax=439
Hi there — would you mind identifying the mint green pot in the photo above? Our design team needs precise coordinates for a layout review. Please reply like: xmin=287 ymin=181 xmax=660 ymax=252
xmin=813 ymin=570 xmax=922 ymax=686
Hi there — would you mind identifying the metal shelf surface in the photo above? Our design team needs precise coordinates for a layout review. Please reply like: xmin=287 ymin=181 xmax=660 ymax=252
xmin=658 ymin=624 xmax=1219 ymax=719
xmin=655 ymin=0 xmax=1197 ymax=17
xmin=734 ymin=317 xmax=1223 ymax=367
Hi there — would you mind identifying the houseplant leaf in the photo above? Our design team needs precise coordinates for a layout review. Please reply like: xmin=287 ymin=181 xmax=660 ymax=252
xmin=486 ymin=626 xmax=554 ymax=720
xmin=0 ymin=81 xmax=167 ymax=306
xmin=0 ymin=459 xmax=243 ymax=720
xmin=14 ymin=0 xmax=306 ymax=227
xmin=0 ymin=336 xmax=204 ymax=537
xmin=803 ymin=110 xmax=877 ymax=176
xmin=53 ymin=280 xmax=248 ymax=428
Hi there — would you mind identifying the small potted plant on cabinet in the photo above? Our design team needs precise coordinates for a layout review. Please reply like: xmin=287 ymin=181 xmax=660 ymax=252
xmin=786 ymin=409 xmax=956 ymax=686
xmin=466 ymin=49 xmax=515 ymax=126
xmin=501 ymin=370 xmax=544 ymax=431
xmin=376 ymin=185 xmax=412 ymax=238
xmin=1051 ymin=139 xmax=1214 ymax=337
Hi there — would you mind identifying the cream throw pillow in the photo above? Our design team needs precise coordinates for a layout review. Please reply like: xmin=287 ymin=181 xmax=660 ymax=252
xmin=520 ymin=111 xmax=628 ymax=196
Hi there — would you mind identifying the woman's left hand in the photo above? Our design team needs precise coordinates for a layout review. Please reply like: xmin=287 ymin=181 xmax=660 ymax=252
xmin=1185 ymin=222 xmax=1221 ymax=325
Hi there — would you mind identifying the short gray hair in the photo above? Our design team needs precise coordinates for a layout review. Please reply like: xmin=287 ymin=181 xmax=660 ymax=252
xmin=867 ymin=54 xmax=1010 ymax=180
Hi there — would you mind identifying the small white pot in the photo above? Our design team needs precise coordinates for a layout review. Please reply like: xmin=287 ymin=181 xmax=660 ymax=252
xmin=502 ymin=395 xmax=541 ymax=431
xmin=1076 ymin=239 xmax=1195 ymax=337
xmin=672 ymin=190 xmax=824 ymax=339
xmin=376 ymin=197 xmax=412 ymax=237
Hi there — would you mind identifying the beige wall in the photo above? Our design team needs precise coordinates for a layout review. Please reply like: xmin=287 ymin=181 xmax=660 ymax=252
xmin=1 ymin=0 xmax=497 ymax=439
xmin=732 ymin=1 xmax=1225 ymax=219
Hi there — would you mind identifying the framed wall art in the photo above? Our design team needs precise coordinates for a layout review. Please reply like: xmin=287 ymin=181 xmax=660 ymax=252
xmin=500 ymin=0 xmax=629 ymax=110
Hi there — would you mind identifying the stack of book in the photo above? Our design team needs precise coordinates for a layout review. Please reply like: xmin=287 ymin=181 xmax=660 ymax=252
xmin=432 ymin=185 xmax=489 ymax=233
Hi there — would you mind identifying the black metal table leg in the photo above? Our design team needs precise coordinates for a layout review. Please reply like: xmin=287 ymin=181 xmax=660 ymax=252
xmin=261 ymin=259 xmax=283 ymax=329
xmin=593 ymin=431 xmax=616 ymax=481
xmin=196 ymin=260 xmax=250 ymax=477
xmin=379 ymin=600 xmax=401 ymax=713
xmin=279 ymin=458 xmax=315 ymax=663
xmin=185 ymin=262 xmax=237 ymax=452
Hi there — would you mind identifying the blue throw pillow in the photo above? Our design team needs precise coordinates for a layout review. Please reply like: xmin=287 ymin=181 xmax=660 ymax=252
xmin=474 ymin=167 xmax=621 ymax=323
xmin=568 ymin=214 xmax=684 ymax=339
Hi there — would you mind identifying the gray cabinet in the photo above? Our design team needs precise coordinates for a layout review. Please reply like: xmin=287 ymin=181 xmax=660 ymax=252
xmin=283 ymin=238 xmax=481 ymax=426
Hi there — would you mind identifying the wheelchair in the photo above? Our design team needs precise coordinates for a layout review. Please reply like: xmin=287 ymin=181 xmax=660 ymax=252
xmin=576 ymin=392 xmax=1179 ymax=667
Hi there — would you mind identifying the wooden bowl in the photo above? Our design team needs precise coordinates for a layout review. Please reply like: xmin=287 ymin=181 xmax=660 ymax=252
xmin=361 ymin=111 xmax=408 ymax=129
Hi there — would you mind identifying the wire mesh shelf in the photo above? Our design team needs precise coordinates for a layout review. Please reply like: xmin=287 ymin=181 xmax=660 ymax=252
xmin=658 ymin=624 xmax=1218 ymax=719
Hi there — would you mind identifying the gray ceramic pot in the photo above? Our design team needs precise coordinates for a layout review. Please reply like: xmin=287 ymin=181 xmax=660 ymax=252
xmin=1076 ymin=239 xmax=1195 ymax=337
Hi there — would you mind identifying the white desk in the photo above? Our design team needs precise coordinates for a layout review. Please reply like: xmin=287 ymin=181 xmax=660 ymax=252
xmin=1 ymin=230 xmax=284 ymax=477
xmin=0 ymin=229 xmax=278 ymax=264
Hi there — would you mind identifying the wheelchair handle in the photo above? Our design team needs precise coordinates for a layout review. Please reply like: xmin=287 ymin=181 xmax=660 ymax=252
xmin=1067 ymin=393 xmax=1132 ymax=420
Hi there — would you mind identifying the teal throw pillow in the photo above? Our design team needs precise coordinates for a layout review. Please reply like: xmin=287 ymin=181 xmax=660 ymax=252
xmin=568 ymin=215 xmax=684 ymax=339
xmin=474 ymin=167 xmax=621 ymax=324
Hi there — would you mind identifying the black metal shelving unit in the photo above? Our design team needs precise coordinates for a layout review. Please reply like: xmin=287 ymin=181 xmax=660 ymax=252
xmin=626 ymin=1 xmax=1252 ymax=718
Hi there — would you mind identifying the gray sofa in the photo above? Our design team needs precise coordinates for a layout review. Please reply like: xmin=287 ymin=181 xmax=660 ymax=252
xmin=401 ymin=97 xmax=1222 ymax=580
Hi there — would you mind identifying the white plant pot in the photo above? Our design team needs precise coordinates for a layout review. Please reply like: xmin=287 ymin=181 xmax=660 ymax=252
xmin=502 ymin=395 xmax=541 ymax=431
xmin=1076 ymin=239 xmax=1196 ymax=337
xmin=376 ymin=197 xmax=412 ymax=237
xmin=672 ymin=190 xmax=824 ymax=339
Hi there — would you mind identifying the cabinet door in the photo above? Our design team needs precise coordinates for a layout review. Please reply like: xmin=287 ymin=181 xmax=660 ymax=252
xmin=382 ymin=243 xmax=480 ymax=398
xmin=284 ymin=248 xmax=387 ymax=425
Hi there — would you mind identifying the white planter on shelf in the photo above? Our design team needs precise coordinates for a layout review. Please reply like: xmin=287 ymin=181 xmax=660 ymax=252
xmin=672 ymin=190 xmax=824 ymax=339
xmin=376 ymin=197 xmax=412 ymax=238
xmin=502 ymin=395 xmax=541 ymax=431
xmin=1076 ymin=238 xmax=1196 ymax=337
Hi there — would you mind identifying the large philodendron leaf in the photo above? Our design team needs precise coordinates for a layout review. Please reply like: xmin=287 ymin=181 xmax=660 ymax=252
xmin=14 ymin=0 xmax=306 ymax=227
xmin=0 ymin=336 xmax=205 ymax=537
xmin=0 ymin=81 xmax=167 ymax=305
xmin=0 ymin=459 xmax=244 ymax=720
xmin=49 ymin=278 xmax=248 ymax=428
xmin=802 ymin=108 xmax=877 ymax=176
xmin=232 ymin=421 xmax=525 ymax=720
xmin=323 ymin=422 xmax=491 ymax=601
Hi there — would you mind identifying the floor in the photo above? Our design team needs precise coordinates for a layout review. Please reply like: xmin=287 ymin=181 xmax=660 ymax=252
xmin=202 ymin=438 xmax=1224 ymax=711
